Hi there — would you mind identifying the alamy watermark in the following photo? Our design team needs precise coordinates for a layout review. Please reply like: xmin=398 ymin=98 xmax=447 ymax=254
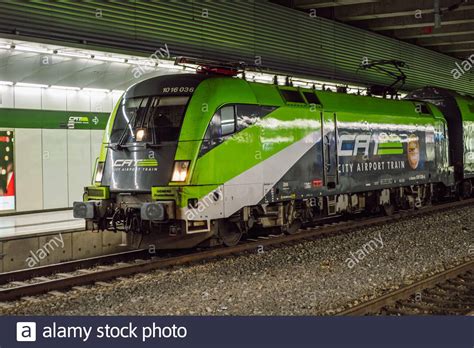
xmin=132 ymin=44 xmax=171 ymax=79
xmin=185 ymin=189 xmax=223 ymax=220
xmin=25 ymin=233 xmax=64 ymax=268
xmin=451 ymin=54 xmax=474 ymax=79
xmin=345 ymin=231 xmax=384 ymax=269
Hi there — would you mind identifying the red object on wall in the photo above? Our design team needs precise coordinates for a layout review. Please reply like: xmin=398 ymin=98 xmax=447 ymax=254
xmin=6 ymin=172 xmax=14 ymax=196
xmin=422 ymin=26 xmax=433 ymax=34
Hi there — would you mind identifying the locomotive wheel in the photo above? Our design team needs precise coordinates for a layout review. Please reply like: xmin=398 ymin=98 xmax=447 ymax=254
xmin=218 ymin=220 xmax=242 ymax=247
xmin=460 ymin=181 xmax=473 ymax=199
xmin=283 ymin=219 xmax=302 ymax=235
xmin=382 ymin=203 xmax=395 ymax=216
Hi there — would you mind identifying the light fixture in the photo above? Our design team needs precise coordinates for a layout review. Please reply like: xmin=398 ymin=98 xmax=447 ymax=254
xmin=83 ymin=87 xmax=110 ymax=93
xmin=50 ymin=85 xmax=81 ymax=91
xmin=246 ymin=72 xmax=274 ymax=83
xmin=93 ymin=55 xmax=128 ymax=63
xmin=0 ymin=81 xmax=14 ymax=86
xmin=127 ymin=59 xmax=143 ymax=65
xmin=14 ymin=45 xmax=50 ymax=54
xmin=16 ymin=82 xmax=49 ymax=88
xmin=127 ymin=58 xmax=155 ymax=67
xmin=158 ymin=61 xmax=181 ymax=70
xmin=57 ymin=51 xmax=90 ymax=59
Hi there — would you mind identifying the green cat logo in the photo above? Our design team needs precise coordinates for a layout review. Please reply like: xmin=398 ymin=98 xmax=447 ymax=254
xmin=113 ymin=159 xmax=158 ymax=167
xmin=67 ymin=116 xmax=89 ymax=129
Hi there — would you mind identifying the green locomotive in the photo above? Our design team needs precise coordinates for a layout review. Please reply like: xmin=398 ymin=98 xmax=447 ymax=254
xmin=73 ymin=63 xmax=474 ymax=249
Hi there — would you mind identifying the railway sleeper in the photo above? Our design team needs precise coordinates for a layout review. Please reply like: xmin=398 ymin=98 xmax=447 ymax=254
xmin=418 ymin=295 xmax=474 ymax=307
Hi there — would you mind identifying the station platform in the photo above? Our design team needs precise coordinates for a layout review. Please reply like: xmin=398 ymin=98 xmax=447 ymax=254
xmin=0 ymin=210 xmax=125 ymax=273
xmin=0 ymin=210 xmax=84 ymax=240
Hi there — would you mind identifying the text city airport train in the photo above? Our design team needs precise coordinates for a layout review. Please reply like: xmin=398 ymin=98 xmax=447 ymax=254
xmin=73 ymin=63 xmax=474 ymax=249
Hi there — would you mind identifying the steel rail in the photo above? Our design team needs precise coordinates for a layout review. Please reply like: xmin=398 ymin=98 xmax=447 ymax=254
xmin=0 ymin=249 xmax=149 ymax=285
xmin=338 ymin=259 xmax=474 ymax=316
xmin=0 ymin=198 xmax=472 ymax=302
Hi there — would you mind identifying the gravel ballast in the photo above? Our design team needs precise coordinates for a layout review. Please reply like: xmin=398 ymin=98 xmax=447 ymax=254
xmin=1 ymin=205 xmax=472 ymax=315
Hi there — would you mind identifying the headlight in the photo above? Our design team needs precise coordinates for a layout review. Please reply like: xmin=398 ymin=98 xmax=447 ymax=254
xmin=171 ymin=161 xmax=190 ymax=182
xmin=135 ymin=128 xmax=146 ymax=142
xmin=95 ymin=162 xmax=104 ymax=183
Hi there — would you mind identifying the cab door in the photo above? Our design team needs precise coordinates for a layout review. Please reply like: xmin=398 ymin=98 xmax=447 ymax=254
xmin=436 ymin=119 xmax=455 ymax=186
xmin=321 ymin=111 xmax=339 ymax=189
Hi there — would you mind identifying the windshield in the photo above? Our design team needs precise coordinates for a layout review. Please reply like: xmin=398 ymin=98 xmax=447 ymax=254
xmin=110 ymin=95 xmax=189 ymax=144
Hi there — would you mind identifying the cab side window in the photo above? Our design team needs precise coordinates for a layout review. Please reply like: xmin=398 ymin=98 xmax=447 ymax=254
xmin=220 ymin=105 xmax=236 ymax=135
xmin=200 ymin=104 xmax=277 ymax=157
xmin=201 ymin=106 xmax=236 ymax=156
xmin=204 ymin=105 xmax=236 ymax=140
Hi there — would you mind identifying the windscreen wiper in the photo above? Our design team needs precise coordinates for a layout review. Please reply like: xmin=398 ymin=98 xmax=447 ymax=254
xmin=112 ymin=98 xmax=148 ymax=150
xmin=149 ymin=108 xmax=159 ymax=146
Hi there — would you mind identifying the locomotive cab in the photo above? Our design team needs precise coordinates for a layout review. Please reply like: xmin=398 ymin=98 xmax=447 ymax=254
xmin=73 ymin=73 xmax=220 ymax=248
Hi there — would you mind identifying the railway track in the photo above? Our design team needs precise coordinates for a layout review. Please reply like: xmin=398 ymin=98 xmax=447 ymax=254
xmin=0 ymin=198 xmax=472 ymax=303
xmin=338 ymin=259 xmax=473 ymax=315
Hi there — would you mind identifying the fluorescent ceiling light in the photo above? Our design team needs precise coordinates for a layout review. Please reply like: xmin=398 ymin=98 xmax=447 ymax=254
xmin=93 ymin=55 xmax=128 ymax=63
xmin=83 ymin=87 xmax=109 ymax=93
xmin=57 ymin=51 xmax=89 ymax=59
xmin=128 ymin=59 xmax=156 ymax=67
xmin=250 ymin=74 xmax=274 ymax=82
xmin=142 ymin=61 xmax=157 ymax=67
xmin=50 ymin=85 xmax=81 ymax=91
xmin=0 ymin=81 xmax=14 ymax=86
xmin=292 ymin=81 xmax=310 ymax=87
xmin=253 ymin=78 xmax=274 ymax=84
xmin=14 ymin=45 xmax=50 ymax=54
xmin=16 ymin=82 xmax=49 ymax=88
xmin=158 ymin=61 xmax=181 ymax=70
xmin=126 ymin=59 xmax=143 ymax=65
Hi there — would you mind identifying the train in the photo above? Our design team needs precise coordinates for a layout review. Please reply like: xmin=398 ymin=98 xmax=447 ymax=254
xmin=73 ymin=61 xmax=474 ymax=249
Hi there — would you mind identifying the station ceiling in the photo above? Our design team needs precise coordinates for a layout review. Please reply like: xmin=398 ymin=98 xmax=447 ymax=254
xmin=0 ymin=1 xmax=472 ymax=94
xmin=0 ymin=39 xmax=180 ymax=91
xmin=285 ymin=0 xmax=474 ymax=60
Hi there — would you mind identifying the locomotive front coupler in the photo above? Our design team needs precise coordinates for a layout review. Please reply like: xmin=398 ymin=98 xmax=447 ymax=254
xmin=73 ymin=199 xmax=110 ymax=220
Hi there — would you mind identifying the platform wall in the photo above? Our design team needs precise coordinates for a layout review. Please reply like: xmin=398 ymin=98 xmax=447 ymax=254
xmin=14 ymin=128 xmax=104 ymax=212
xmin=0 ymin=109 xmax=112 ymax=214
xmin=0 ymin=86 xmax=122 ymax=213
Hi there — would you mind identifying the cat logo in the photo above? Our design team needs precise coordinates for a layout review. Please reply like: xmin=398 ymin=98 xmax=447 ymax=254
xmin=113 ymin=159 xmax=158 ymax=167
xmin=67 ymin=116 xmax=89 ymax=129
xmin=338 ymin=134 xmax=404 ymax=157
xmin=407 ymin=135 xmax=420 ymax=169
